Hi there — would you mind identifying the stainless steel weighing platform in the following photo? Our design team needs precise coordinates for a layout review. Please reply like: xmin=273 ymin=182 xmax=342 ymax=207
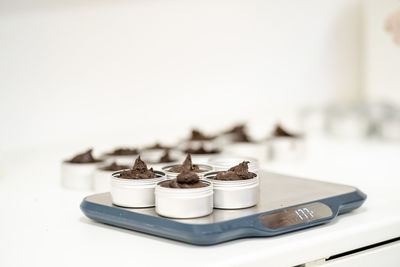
xmin=81 ymin=171 xmax=366 ymax=245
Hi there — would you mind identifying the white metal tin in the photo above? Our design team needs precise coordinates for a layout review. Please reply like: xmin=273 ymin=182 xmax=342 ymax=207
xmin=380 ymin=119 xmax=400 ymax=140
xmin=161 ymin=164 xmax=213 ymax=179
xmin=155 ymin=181 xmax=213 ymax=219
xmin=266 ymin=137 xmax=306 ymax=161
xmin=327 ymin=110 xmax=370 ymax=138
xmin=61 ymin=161 xmax=102 ymax=191
xmin=110 ymin=170 xmax=166 ymax=208
xmin=176 ymin=140 xmax=220 ymax=151
xmin=207 ymin=155 xmax=259 ymax=174
xmin=190 ymin=154 xmax=219 ymax=164
xmin=101 ymin=154 xmax=137 ymax=165
xmin=177 ymin=140 xmax=221 ymax=164
xmin=222 ymin=142 xmax=268 ymax=161
xmin=204 ymin=171 xmax=259 ymax=209
xmin=140 ymin=149 xmax=184 ymax=170
xmin=93 ymin=168 xmax=126 ymax=193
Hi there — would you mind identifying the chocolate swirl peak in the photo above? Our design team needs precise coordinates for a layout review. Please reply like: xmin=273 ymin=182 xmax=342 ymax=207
xmin=158 ymin=150 xmax=175 ymax=163
xmin=100 ymin=162 xmax=129 ymax=172
xmin=189 ymin=129 xmax=215 ymax=141
xmin=214 ymin=161 xmax=256 ymax=180
xmin=161 ymin=169 xmax=207 ymax=188
xmin=69 ymin=149 xmax=101 ymax=163
xmin=119 ymin=156 xmax=157 ymax=179
xmin=273 ymin=124 xmax=299 ymax=138
xmin=168 ymin=154 xmax=204 ymax=173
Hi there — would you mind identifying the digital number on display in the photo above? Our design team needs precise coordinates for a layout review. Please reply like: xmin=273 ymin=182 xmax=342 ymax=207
xmin=259 ymin=202 xmax=333 ymax=230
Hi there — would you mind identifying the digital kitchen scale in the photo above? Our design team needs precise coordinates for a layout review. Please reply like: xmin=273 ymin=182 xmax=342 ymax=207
xmin=81 ymin=171 xmax=366 ymax=245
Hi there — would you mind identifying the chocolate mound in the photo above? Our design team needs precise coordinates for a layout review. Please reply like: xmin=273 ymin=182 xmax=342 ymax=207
xmin=230 ymin=125 xmax=252 ymax=142
xmin=214 ymin=171 xmax=242 ymax=181
xmin=214 ymin=161 xmax=256 ymax=180
xmin=146 ymin=143 xmax=170 ymax=150
xmin=225 ymin=124 xmax=245 ymax=134
xmin=168 ymin=154 xmax=204 ymax=173
xmin=119 ymin=156 xmax=157 ymax=179
xmin=158 ymin=150 xmax=175 ymax=163
xmin=69 ymin=149 xmax=101 ymax=163
xmin=189 ymin=129 xmax=215 ymax=141
xmin=107 ymin=148 xmax=139 ymax=156
xmin=100 ymin=162 xmax=129 ymax=172
xmin=184 ymin=146 xmax=220 ymax=155
xmin=161 ymin=169 xmax=208 ymax=188
xmin=223 ymin=124 xmax=254 ymax=142
xmin=273 ymin=124 xmax=299 ymax=138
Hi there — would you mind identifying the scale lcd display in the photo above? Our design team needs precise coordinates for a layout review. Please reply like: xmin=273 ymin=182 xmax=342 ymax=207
xmin=258 ymin=202 xmax=333 ymax=229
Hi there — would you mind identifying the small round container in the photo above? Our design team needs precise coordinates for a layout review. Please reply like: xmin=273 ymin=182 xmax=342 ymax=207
xmin=110 ymin=170 xmax=166 ymax=208
xmin=378 ymin=107 xmax=400 ymax=141
xmin=177 ymin=140 xmax=222 ymax=164
xmin=140 ymin=149 xmax=184 ymax=170
xmin=380 ymin=119 xmax=400 ymax=140
xmin=190 ymin=154 xmax=220 ymax=164
xmin=161 ymin=164 xmax=213 ymax=179
xmin=155 ymin=180 xmax=213 ymax=218
xmin=207 ymin=155 xmax=259 ymax=174
xmin=222 ymin=142 xmax=268 ymax=161
xmin=214 ymin=134 xmax=235 ymax=146
xmin=266 ymin=137 xmax=306 ymax=161
xmin=177 ymin=140 xmax=219 ymax=151
xmin=93 ymin=167 xmax=126 ymax=193
xmin=326 ymin=105 xmax=371 ymax=138
xmin=101 ymin=154 xmax=138 ymax=165
xmin=61 ymin=161 xmax=102 ymax=191
xmin=204 ymin=171 xmax=259 ymax=209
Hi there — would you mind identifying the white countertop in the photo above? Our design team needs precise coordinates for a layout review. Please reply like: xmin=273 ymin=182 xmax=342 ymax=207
xmin=1 ymin=137 xmax=400 ymax=267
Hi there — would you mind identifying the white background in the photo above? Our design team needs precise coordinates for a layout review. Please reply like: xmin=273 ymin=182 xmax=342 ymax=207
xmin=363 ymin=0 xmax=400 ymax=105
xmin=1 ymin=2 xmax=400 ymax=266
xmin=0 ymin=0 xmax=362 ymax=154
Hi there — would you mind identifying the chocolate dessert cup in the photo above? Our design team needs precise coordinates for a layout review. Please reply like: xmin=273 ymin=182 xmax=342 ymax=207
xmin=155 ymin=170 xmax=213 ymax=219
xmin=203 ymin=161 xmax=259 ymax=209
xmin=216 ymin=124 xmax=254 ymax=145
xmin=176 ymin=129 xmax=221 ymax=164
xmin=162 ymin=154 xmax=213 ymax=179
xmin=102 ymin=147 xmax=139 ymax=165
xmin=140 ymin=149 xmax=183 ymax=170
xmin=93 ymin=162 xmax=129 ymax=193
xmin=61 ymin=149 xmax=103 ymax=191
xmin=110 ymin=157 xmax=166 ymax=208
xmin=183 ymin=145 xmax=221 ymax=165
xmin=222 ymin=141 xmax=268 ymax=161
xmin=207 ymin=155 xmax=259 ymax=174
xmin=266 ymin=124 xmax=305 ymax=161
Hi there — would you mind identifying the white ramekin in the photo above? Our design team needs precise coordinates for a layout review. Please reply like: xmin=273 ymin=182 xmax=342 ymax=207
xmin=140 ymin=149 xmax=184 ymax=170
xmin=110 ymin=170 xmax=166 ymax=208
xmin=93 ymin=167 xmax=129 ymax=193
xmin=101 ymin=154 xmax=137 ymax=165
xmin=207 ymin=155 xmax=259 ymax=174
xmin=177 ymin=140 xmax=221 ymax=163
xmin=380 ymin=119 xmax=400 ymax=140
xmin=204 ymin=171 xmax=259 ymax=209
xmin=222 ymin=142 xmax=268 ymax=161
xmin=161 ymin=164 xmax=213 ymax=179
xmin=214 ymin=133 xmax=237 ymax=146
xmin=61 ymin=161 xmax=103 ymax=191
xmin=327 ymin=112 xmax=370 ymax=138
xmin=155 ymin=181 xmax=213 ymax=219
xmin=190 ymin=154 xmax=220 ymax=164
xmin=266 ymin=137 xmax=306 ymax=161
xmin=176 ymin=140 xmax=219 ymax=151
